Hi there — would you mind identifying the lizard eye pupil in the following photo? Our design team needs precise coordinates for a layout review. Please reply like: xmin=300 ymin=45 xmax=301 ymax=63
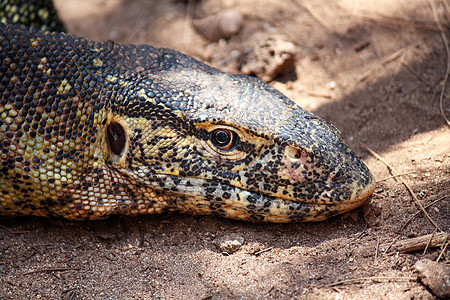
xmin=211 ymin=129 xmax=238 ymax=150
xmin=214 ymin=130 xmax=230 ymax=145
xmin=107 ymin=121 xmax=126 ymax=156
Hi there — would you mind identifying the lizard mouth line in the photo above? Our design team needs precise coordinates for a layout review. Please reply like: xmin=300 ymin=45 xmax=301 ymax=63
xmin=151 ymin=173 xmax=376 ymax=205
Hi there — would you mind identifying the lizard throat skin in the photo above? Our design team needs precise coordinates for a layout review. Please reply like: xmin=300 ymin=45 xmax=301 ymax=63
xmin=0 ymin=23 xmax=375 ymax=222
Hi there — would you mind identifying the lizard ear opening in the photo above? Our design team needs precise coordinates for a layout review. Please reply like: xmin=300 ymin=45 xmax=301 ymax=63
xmin=105 ymin=118 xmax=130 ymax=164
xmin=108 ymin=121 xmax=126 ymax=155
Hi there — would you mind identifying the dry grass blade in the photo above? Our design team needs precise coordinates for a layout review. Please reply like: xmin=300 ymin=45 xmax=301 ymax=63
xmin=183 ymin=0 xmax=196 ymax=47
xmin=359 ymin=47 xmax=406 ymax=82
xmin=23 ymin=267 xmax=81 ymax=275
xmin=401 ymin=61 xmax=432 ymax=86
xmin=399 ymin=196 xmax=448 ymax=231
xmin=326 ymin=276 xmax=416 ymax=287
xmin=361 ymin=144 xmax=442 ymax=232
xmin=428 ymin=0 xmax=450 ymax=126
xmin=423 ymin=229 xmax=438 ymax=254
xmin=360 ymin=13 xmax=448 ymax=33
xmin=376 ymin=171 xmax=416 ymax=183
xmin=301 ymin=0 xmax=338 ymax=34
xmin=436 ymin=237 xmax=449 ymax=262
xmin=374 ymin=235 xmax=380 ymax=262
xmin=385 ymin=54 xmax=406 ymax=95
xmin=335 ymin=1 xmax=448 ymax=32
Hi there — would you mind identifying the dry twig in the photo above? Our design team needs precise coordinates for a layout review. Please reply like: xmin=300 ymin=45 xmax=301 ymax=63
xmin=349 ymin=228 xmax=368 ymax=243
xmin=75 ymin=242 xmax=89 ymax=249
xmin=362 ymin=144 xmax=442 ymax=232
xmin=21 ymin=251 xmax=37 ymax=263
xmin=307 ymin=90 xmax=332 ymax=98
xmin=252 ymin=247 xmax=274 ymax=256
xmin=0 ymin=224 xmax=30 ymax=234
xmin=381 ymin=232 xmax=448 ymax=253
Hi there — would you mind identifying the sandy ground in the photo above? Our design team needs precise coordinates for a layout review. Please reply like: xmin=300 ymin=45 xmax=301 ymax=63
xmin=1 ymin=0 xmax=449 ymax=299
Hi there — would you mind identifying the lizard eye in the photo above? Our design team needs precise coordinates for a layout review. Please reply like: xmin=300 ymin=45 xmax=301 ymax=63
xmin=210 ymin=129 xmax=238 ymax=151
xmin=199 ymin=125 xmax=245 ymax=161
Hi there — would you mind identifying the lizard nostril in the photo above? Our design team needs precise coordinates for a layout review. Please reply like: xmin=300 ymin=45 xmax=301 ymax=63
xmin=285 ymin=146 xmax=302 ymax=160
xmin=107 ymin=121 xmax=127 ymax=156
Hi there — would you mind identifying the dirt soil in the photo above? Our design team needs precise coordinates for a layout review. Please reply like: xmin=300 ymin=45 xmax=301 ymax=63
xmin=1 ymin=0 xmax=449 ymax=299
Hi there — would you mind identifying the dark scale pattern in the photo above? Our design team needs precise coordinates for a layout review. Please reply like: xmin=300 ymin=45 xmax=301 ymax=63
xmin=0 ymin=0 xmax=65 ymax=32
xmin=0 ymin=22 xmax=376 ymax=222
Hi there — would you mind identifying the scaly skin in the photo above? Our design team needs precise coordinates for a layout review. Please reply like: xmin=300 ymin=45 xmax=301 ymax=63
xmin=0 ymin=23 xmax=375 ymax=222
xmin=0 ymin=0 xmax=65 ymax=32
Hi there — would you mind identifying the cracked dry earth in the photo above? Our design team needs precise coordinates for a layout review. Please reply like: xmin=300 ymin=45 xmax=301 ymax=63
xmin=1 ymin=0 xmax=449 ymax=299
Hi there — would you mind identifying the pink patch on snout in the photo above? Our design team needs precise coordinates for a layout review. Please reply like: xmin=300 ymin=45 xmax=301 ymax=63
xmin=278 ymin=151 xmax=310 ymax=182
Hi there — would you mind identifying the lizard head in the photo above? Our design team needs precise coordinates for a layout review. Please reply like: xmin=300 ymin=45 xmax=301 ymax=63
xmin=105 ymin=48 xmax=375 ymax=222
xmin=0 ymin=26 xmax=374 ymax=221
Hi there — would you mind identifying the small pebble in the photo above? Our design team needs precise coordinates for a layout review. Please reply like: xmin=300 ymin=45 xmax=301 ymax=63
xmin=415 ymin=259 xmax=450 ymax=299
xmin=213 ymin=234 xmax=245 ymax=254
xmin=193 ymin=10 xmax=243 ymax=42
xmin=240 ymin=34 xmax=296 ymax=82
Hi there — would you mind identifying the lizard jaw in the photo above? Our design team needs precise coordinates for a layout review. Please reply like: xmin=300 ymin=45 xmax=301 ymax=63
xmin=147 ymin=174 xmax=376 ymax=223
